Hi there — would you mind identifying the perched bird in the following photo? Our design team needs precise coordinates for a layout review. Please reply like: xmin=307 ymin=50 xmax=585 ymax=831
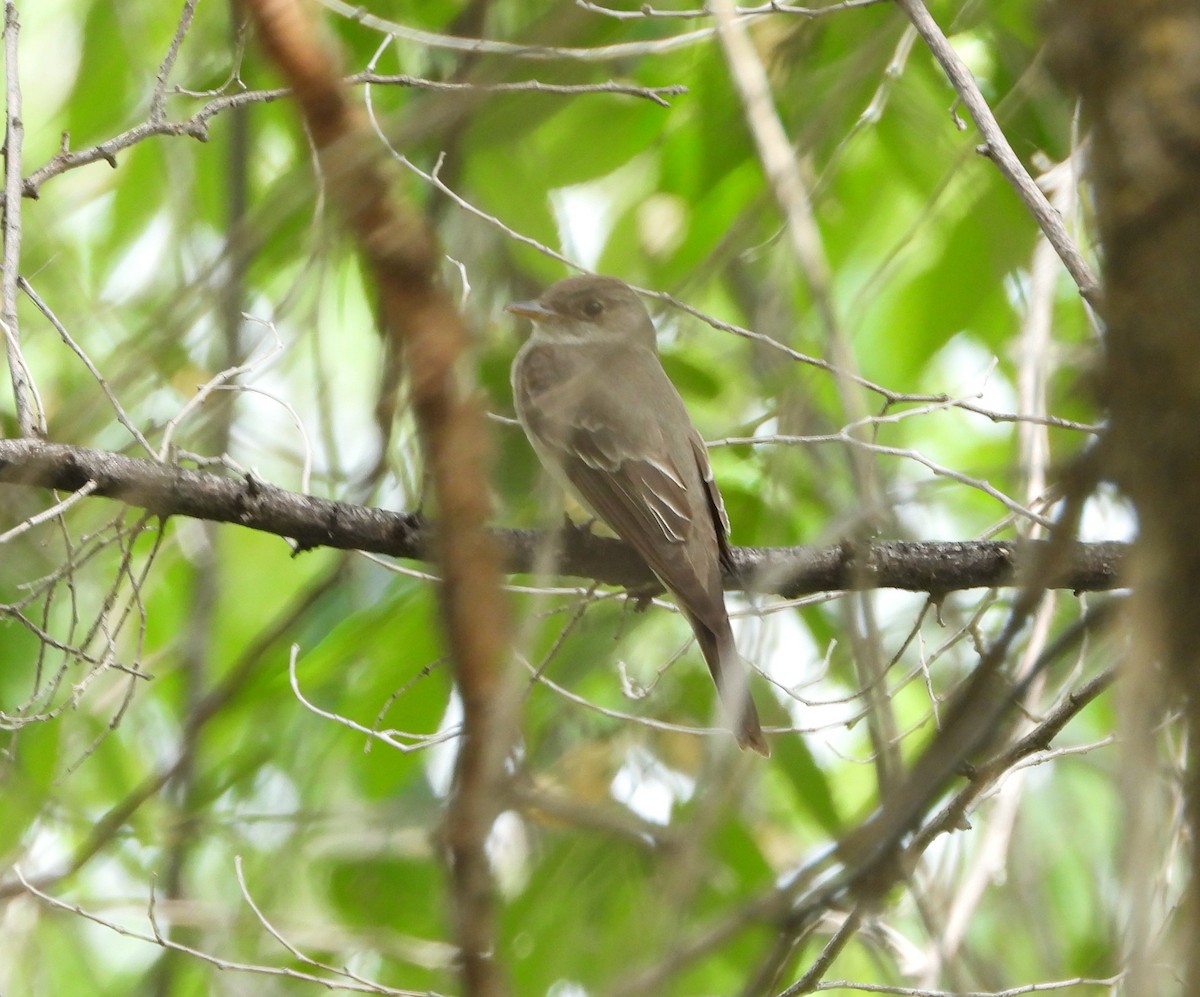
xmin=508 ymin=275 xmax=769 ymax=756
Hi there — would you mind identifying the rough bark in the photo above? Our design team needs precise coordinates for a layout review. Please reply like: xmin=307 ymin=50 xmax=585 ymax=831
xmin=1050 ymin=3 xmax=1200 ymax=991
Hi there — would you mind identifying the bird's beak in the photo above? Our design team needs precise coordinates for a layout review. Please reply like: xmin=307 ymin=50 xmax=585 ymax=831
xmin=506 ymin=300 xmax=558 ymax=322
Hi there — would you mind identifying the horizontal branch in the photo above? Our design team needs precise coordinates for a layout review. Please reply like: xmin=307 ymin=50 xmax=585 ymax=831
xmin=0 ymin=439 xmax=1126 ymax=596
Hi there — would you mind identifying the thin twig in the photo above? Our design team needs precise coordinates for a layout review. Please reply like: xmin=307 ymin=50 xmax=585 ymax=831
xmin=18 ymin=277 xmax=154 ymax=455
xmin=780 ymin=904 xmax=867 ymax=994
xmin=321 ymin=0 xmax=723 ymax=60
xmin=1 ymin=1 xmax=39 ymax=436
xmin=808 ymin=975 xmax=1124 ymax=995
xmin=288 ymin=644 xmax=457 ymax=752
xmin=23 ymin=77 xmax=680 ymax=198
xmin=355 ymin=72 xmax=687 ymax=107
xmin=158 ymin=317 xmax=284 ymax=458
xmin=0 ymin=479 xmax=97 ymax=545
xmin=577 ymin=0 xmax=888 ymax=18
xmin=234 ymin=856 xmax=436 ymax=992
xmin=0 ymin=560 xmax=349 ymax=899
xmin=150 ymin=0 xmax=199 ymax=120
xmin=908 ymin=665 xmax=1116 ymax=857
xmin=13 ymin=868 xmax=427 ymax=995
xmin=893 ymin=0 xmax=1101 ymax=308
xmin=719 ymin=433 xmax=1056 ymax=528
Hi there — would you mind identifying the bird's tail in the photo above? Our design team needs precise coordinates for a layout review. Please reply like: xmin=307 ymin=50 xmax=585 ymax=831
xmin=689 ymin=614 xmax=770 ymax=757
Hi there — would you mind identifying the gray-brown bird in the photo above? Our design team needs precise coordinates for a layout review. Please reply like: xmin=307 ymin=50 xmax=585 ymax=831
xmin=508 ymin=275 xmax=769 ymax=756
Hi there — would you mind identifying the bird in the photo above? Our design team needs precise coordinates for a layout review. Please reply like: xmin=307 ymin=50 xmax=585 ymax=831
xmin=508 ymin=274 xmax=769 ymax=756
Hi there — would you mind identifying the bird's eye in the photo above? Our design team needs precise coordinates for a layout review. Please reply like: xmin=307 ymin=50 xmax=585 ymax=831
xmin=581 ymin=298 xmax=604 ymax=318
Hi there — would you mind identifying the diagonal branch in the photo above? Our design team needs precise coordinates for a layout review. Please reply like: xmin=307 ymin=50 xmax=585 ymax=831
xmin=894 ymin=0 xmax=1101 ymax=308
xmin=242 ymin=2 xmax=514 ymax=994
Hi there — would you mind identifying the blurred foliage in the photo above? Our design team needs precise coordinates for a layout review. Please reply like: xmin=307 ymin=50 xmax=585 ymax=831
xmin=0 ymin=1 xmax=1152 ymax=996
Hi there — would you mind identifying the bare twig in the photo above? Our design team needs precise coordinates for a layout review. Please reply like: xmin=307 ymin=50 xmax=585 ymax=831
xmin=0 ymin=478 xmax=97 ymax=545
xmin=909 ymin=665 xmax=1116 ymax=859
xmin=233 ymin=856 xmax=440 ymax=993
xmin=321 ymin=0 xmax=723 ymax=60
xmin=1 ymin=1 xmax=39 ymax=436
xmin=654 ymin=286 xmax=1100 ymax=428
xmin=288 ymin=644 xmax=457 ymax=752
xmin=18 ymin=277 xmax=154 ymax=455
xmin=780 ymin=904 xmax=867 ymax=995
xmin=150 ymin=0 xmax=199 ymax=120
xmin=577 ymin=0 xmax=888 ymax=18
xmin=0 ymin=559 xmax=349 ymax=900
xmin=158 ymin=317 xmax=284 ymax=458
xmin=808 ymin=975 xmax=1123 ymax=995
xmin=614 ymin=602 xmax=1115 ymax=996
xmin=893 ymin=0 xmax=1101 ymax=308
xmin=23 ymin=77 xmax=681 ymax=198
xmin=13 ymin=868 xmax=426 ymax=995
xmin=719 ymin=432 xmax=1056 ymax=528
xmin=356 ymin=72 xmax=687 ymax=106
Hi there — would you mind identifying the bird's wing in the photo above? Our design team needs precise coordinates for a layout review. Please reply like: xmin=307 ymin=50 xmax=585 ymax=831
xmin=514 ymin=341 xmax=722 ymax=601
xmin=688 ymin=429 xmax=734 ymax=574
xmin=562 ymin=428 xmax=700 ymax=596
xmin=568 ymin=414 xmax=692 ymax=538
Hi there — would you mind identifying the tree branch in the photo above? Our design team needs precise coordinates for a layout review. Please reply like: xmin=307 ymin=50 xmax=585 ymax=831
xmin=0 ymin=438 xmax=1126 ymax=595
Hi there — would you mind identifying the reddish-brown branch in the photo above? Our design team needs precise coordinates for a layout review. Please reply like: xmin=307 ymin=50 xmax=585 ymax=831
xmin=243 ymin=3 xmax=512 ymax=994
